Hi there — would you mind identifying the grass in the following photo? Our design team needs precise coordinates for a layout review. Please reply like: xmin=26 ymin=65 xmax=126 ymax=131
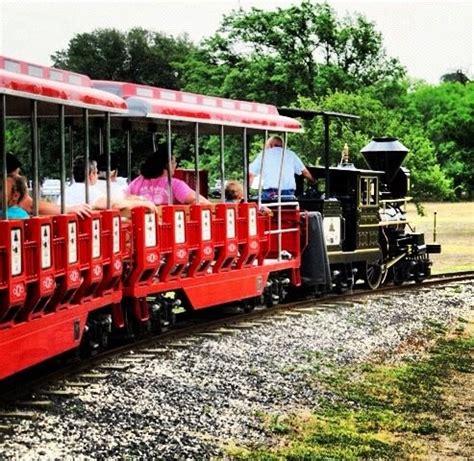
xmin=226 ymin=318 xmax=474 ymax=460
xmin=406 ymin=201 xmax=474 ymax=274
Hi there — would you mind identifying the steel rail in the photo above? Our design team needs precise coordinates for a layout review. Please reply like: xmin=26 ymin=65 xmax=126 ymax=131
xmin=0 ymin=270 xmax=472 ymax=408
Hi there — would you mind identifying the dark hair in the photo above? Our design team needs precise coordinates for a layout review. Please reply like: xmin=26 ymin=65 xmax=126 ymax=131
xmin=97 ymin=154 xmax=119 ymax=173
xmin=10 ymin=175 xmax=27 ymax=203
xmin=72 ymin=157 xmax=97 ymax=183
xmin=6 ymin=153 xmax=22 ymax=175
xmin=140 ymin=145 xmax=170 ymax=179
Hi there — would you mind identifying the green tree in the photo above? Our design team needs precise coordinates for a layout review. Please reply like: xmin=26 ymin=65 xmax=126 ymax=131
xmin=403 ymin=82 xmax=474 ymax=197
xmin=52 ymin=27 xmax=197 ymax=89
xmin=284 ymin=90 xmax=453 ymax=200
xmin=181 ymin=1 xmax=405 ymax=104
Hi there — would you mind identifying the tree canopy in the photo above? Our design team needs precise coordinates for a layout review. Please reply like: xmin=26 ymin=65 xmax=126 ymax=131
xmin=180 ymin=1 xmax=405 ymax=105
xmin=52 ymin=27 xmax=197 ymax=89
xmin=9 ymin=1 xmax=468 ymax=200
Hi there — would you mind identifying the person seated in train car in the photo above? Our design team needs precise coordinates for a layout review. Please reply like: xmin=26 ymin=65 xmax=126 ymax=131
xmin=6 ymin=153 xmax=22 ymax=177
xmin=59 ymin=156 xmax=156 ymax=215
xmin=5 ymin=153 xmax=93 ymax=218
xmin=126 ymin=146 xmax=210 ymax=206
xmin=225 ymin=180 xmax=273 ymax=216
xmin=249 ymin=135 xmax=315 ymax=200
xmin=96 ymin=153 xmax=128 ymax=201
xmin=57 ymin=157 xmax=103 ymax=208
xmin=0 ymin=175 xmax=30 ymax=219
xmin=225 ymin=180 xmax=244 ymax=203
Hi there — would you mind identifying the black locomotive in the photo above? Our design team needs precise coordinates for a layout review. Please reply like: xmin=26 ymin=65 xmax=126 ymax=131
xmin=295 ymin=136 xmax=441 ymax=293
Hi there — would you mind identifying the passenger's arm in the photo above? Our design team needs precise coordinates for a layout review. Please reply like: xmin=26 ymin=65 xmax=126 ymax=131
xmin=302 ymin=167 xmax=315 ymax=183
xmin=183 ymin=190 xmax=211 ymax=205
xmin=111 ymin=198 xmax=157 ymax=211
xmin=92 ymin=195 xmax=156 ymax=212
xmin=66 ymin=203 xmax=93 ymax=218
xmin=20 ymin=194 xmax=92 ymax=218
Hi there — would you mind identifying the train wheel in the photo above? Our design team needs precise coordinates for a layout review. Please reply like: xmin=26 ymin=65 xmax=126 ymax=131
xmin=241 ymin=299 xmax=256 ymax=313
xmin=364 ymin=259 xmax=384 ymax=290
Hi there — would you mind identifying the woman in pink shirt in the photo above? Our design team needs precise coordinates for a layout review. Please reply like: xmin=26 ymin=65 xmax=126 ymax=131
xmin=126 ymin=149 xmax=210 ymax=205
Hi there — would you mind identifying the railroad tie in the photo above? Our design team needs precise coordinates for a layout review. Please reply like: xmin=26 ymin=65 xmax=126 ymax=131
xmin=41 ymin=389 xmax=80 ymax=397
xmin=77 ymin=373 xmax=109 ymax=380
xmin=0 ymin=411 xmax=37 ymax=419
xmin=140 ymin=348 xmax=169 ymax=354
xmin=16 ymin=400 xmax=51 ymax=409
xmin=98 ymin=364 xmax=131 ymax=371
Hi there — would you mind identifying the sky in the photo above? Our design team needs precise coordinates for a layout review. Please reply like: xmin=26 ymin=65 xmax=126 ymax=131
xmin=0 ymin=0 xmax=472 ymax=84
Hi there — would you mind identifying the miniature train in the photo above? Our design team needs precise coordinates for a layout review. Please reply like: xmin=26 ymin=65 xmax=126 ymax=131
xmin=0 ymin=56 xmax=440 ymax=380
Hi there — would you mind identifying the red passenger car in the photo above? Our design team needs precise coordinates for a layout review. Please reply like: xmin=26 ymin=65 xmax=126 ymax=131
xmin=0 ymin=57 xmax=307 ymax=380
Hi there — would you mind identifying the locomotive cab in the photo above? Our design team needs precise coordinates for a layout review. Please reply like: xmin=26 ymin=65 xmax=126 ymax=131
xmin=298 ymin=165 xmax=385 ymax=291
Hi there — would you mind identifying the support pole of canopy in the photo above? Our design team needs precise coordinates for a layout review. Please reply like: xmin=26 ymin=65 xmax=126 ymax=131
xmin=83 ymin=108 xmax=90 ymax=205
xmin=126 ymin=129 xmax=132 ymax=183
xmin=257 ymin=130 xmax=268 ymax=211
xmin=167 ymin=120 xmax=173 ymax=205
xmin=0 ymin=95 xmax=7 ymax=217
xmin=68 ymin=125 xmax=74 ymax=183
xmin=220 ymin=125 xmax=225 ymax=203
xmin=242 ymin=128 xmax=248 ymax=202
xmin=104 ymin=111 xmax=111 ymax=209
xmin=194 ymin=122 xmax=200 ymax=204
xmin=324 ymin=114 xmax=330 ymax=198
xmin=31 ymin=100 xmax=40 ymax=216
xmin=59 ymin=105 xmax=66 ymax=214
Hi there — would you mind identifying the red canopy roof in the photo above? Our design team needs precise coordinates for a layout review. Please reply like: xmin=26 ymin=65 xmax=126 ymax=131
xmin=93 ymin=81 xmax=302 ymax=132
xmin=0 ymin=56 xmax=127 ymax=113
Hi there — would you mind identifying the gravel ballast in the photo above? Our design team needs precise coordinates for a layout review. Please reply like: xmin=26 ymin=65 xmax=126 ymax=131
xmin=1 ymin=282 xmax=472 ymax=459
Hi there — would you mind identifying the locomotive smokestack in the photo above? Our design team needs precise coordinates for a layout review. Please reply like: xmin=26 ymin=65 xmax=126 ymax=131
xmin=360 ymin=137 xmax=408 ymax=184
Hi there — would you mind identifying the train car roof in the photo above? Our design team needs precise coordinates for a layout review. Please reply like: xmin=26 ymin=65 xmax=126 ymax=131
xmin=0 ymin=56 xmax=128 ymax=116
xmin=92 ymin=81 xmax=303 ymax=134
xmin=278 ymin=107 xmax=360 ymax=120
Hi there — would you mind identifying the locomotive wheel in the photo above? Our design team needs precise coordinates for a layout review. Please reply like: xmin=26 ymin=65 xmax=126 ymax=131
xmin=364 ymin=259 xmax=384 ymax=290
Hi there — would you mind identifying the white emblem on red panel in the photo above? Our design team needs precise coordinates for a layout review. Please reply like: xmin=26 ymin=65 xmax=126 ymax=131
xmin=114 ymin=260 xmax=122 ymax=271
xmin=70 ymin=269 xmax=80 ymax=283
xmin=250 ymin=241 xmax=258 ymax=250
xmin=176 ymin=248 xmax=187 ymax=259
xmin=146 ymin=252 xmax=158 ymax=264
xmin=203 ymin=245 xmax=212 ymax=256
xmin=93 ymin=264 xmax=102 ymax=277
xmin=228 ymin=243 xmax=237 ymax=253
xmin=42 ymin=276 xmax=54 ymax=290
xmin=12 ymin=283 xmax=25 ymax=299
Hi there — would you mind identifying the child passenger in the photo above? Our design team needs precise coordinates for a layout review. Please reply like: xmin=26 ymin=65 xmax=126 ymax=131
xmin=1 ymin=175 xmax=29 ymax=219
xmin=224 ymin=180 xmax=244 ymax=203
xmin=224 ymin=180 xmax=273 ymax=216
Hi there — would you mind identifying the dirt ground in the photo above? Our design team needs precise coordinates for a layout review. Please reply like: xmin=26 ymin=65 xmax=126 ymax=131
xmin=406 ymin=202 xmax=474 ymax=274
xmin=422 ymin=317 xmax=474 ymax=460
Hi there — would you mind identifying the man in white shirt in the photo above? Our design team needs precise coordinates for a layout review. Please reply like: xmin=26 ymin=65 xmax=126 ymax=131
xmin=95 ymin=154 xmax=127 ymax=201
xmin=58 ymin=158 xmax=104 ymax=207
xmin=249 ymin=136 xmax=314 ymax=199
xmin=58 ymin=156 xmax=156 ymax=214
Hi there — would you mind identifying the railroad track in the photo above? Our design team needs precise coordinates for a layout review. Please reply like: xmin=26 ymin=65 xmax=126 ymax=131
xmin=0 ymin=270 xmax=472 ymax=421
